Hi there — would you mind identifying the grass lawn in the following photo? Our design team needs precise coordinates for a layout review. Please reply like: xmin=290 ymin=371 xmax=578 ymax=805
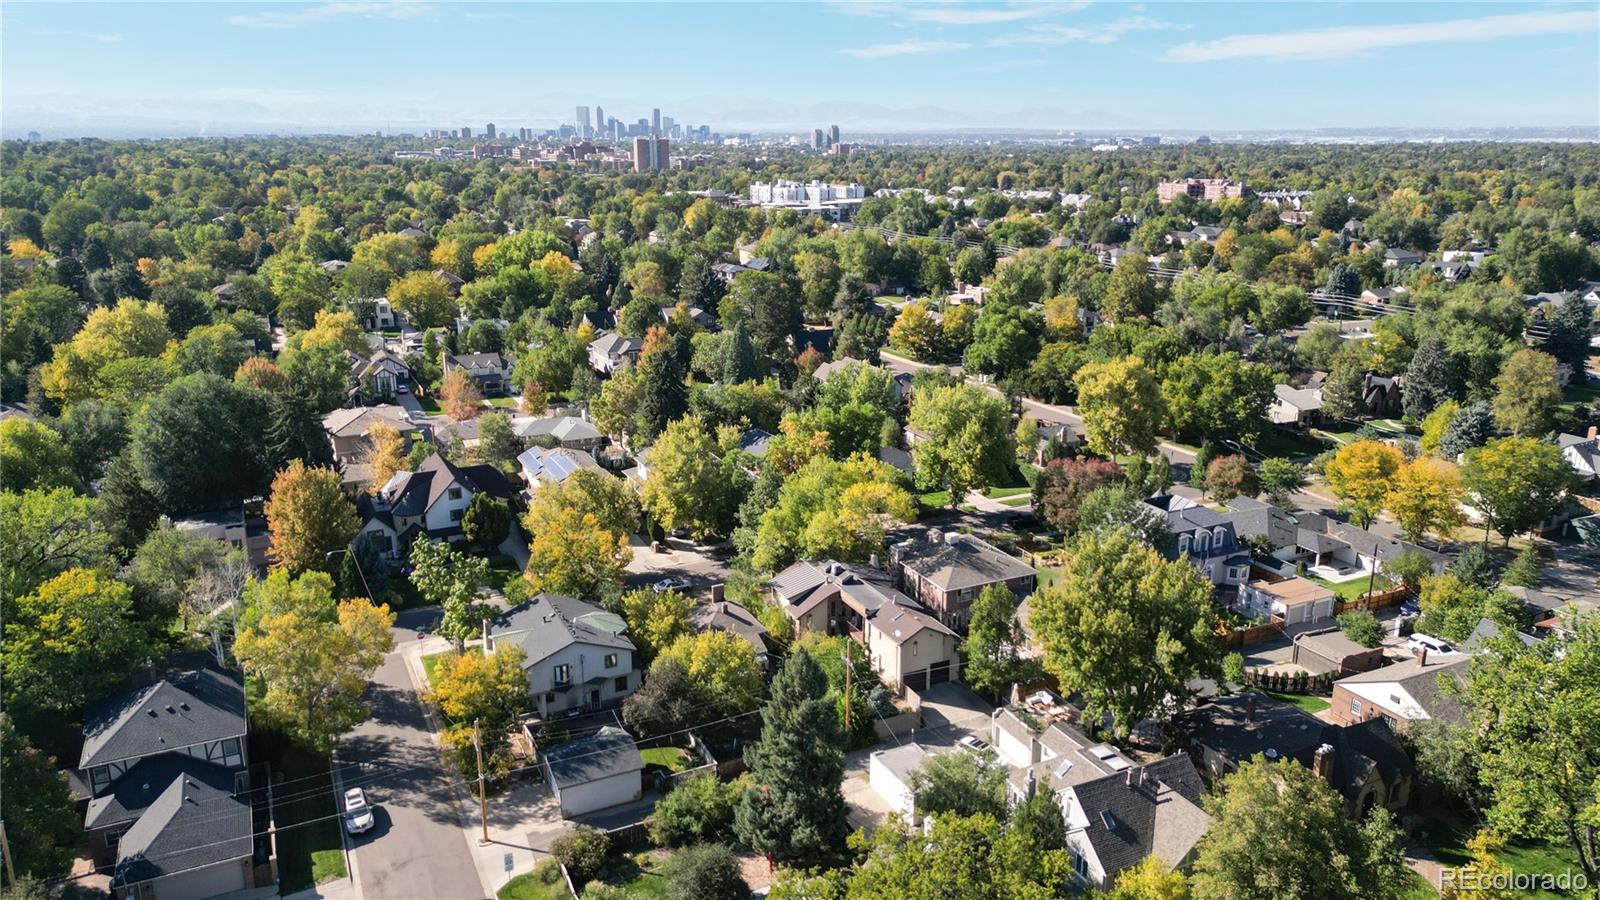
xmin=416 ymin=395 xmax=443 ymax=415
xmin=484 ymin=396 xmax=520 ymax=408
xmin=421 ymin=650 xmax=458 ymax=687
xmin=984 ymin=485 xmax=1031 ymax=499
xmin=639 ymin=746 xmax=695 ymax=773
xmin=1396 ymin=868 xmax=1438 ymax=899
xmin=1035 ymin=566 xmax=1062 ymax=591
xmin=498 ymin=860 xmax=571 ymax=900
xmin=918 ymin=490 xmax=953 ymax=509
xmin=1247 ymin=427 xmax=1334 ymax=459
xmin=1413 ymin=819 xmax=1583 ymax=899
xmin=1264 ymin=690 xmax=1331 ymax=714
xmin=272 ymin=745 xmax=347 ymax=892
xmin=577 ymin=851 xmax=672 ymax=899
xmin=1309 ymin=575 xmax=1378 ymax=601
xmin=998 ymin=495 xmax=1032 ymax=507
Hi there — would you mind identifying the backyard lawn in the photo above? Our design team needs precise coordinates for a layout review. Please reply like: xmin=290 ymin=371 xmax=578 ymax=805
xmin=421 ymin=650 xmax=457 ymax=687
xmin=1413 ymin=818 xmax=1584 ymax=900
xmin=1264 ymin=690 xmax=1331 ymax=714
xmin=639 ymin=746 xmax=696 ymax=773
xmin=984 ymin=485 xmax=1031 ymax=499
xmin=917 ymin=490 xmax=952 ymax=510
xmin=1309 ymin=574 xmax=1379 ymax=601
xmin=577 ymin=851 xmax=672 ymax=899
xmin=272 ymin=744 xmax=347 ymax=893
xmin=484 ymin=396 xmax=521 ymax=409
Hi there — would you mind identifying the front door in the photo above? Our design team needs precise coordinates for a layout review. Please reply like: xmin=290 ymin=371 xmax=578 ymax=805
xmin=587 ymin=689 xmax=601 ymax=709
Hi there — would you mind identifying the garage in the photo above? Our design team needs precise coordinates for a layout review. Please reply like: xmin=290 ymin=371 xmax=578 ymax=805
xmin=542 ymin=726 xmax=644 ymax=818
xmin=903 ymin=670 xmax=927 ymax=692
xmin=928 ymin=660 xmax=951 ymax=685
xmin=868 ymin=743 xmax=930 ymax=821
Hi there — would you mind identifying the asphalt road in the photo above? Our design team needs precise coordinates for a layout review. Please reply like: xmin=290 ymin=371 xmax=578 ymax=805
xmin=340 ymin=610 xmax=488 ymax=900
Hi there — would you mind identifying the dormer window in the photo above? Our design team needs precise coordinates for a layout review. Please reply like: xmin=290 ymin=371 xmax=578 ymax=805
xmin=90 ymin=766 xmax=111 ymax=792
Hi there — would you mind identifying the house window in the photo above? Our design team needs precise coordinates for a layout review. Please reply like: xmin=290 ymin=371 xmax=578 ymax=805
xmin=371 ymin=534 xmax=393 ymax=553
xmin=221 ymin=738 xmax=242 ymax=765
xmin=451 ymin=508 xmax=464 ymax=522
xmin=1178 ymin=535 xmax=1190 ymax=555
xmin=106 ymin=826 xmax=129 ymax=849
xmin=1349 ymin=698 xmax=1361 ymax=717
xmin=545 ymin=693 xmax=557 ymax=704
xmin=911 ymin=641 xmax=918 ymax=657
xmin=614 ymin=676 xmax=629 ymax=692
xmin=604 ymin=654 xmax=618 ymax=668
xmin=1070 ymin=847 xmax=1090 ymax=881
xmin=90 ymin=766 xmax=111 ymax=792
xmin=1195 ymin=533 xmax=1210 ymax=554
xmin=553 ymin=664 xmax=571 ymax=685
xmin=448 ymin=487 xmax=463 ymax=501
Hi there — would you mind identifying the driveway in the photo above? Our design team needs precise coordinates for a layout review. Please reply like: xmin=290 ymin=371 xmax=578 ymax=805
xmin=340 ymin=609 xmax=489 ymax=900
xmin=623 ymin=535 xmax=733 ymax=595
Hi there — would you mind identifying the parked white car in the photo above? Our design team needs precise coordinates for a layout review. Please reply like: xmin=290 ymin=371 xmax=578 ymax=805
xmin=1405 ymin=633 xmax=1456 ymax=656
xmin=344 ymin=787 xmax=375 ymax=835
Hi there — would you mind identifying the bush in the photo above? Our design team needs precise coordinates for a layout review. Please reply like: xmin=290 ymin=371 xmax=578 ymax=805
xmin=662 ymin=844 xmax=749 ymax=900
xmin=647 ymin=773 xmax=741 ymax=847
xmin=1338 ymin=610 xmax=1384 ymax=648
xmin=551 ymin=826 xmax=610 ymax=885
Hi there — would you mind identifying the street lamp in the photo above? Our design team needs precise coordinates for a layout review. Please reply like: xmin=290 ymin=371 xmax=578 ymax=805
xmin=326 ymin=547 xmax=374 ymax=600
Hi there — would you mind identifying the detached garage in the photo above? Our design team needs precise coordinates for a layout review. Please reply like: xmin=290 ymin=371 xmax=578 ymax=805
xmin=543 ymin=726 xmax=644 ymax=818
xmin=868 ymin=742 xmax=931 ymax=822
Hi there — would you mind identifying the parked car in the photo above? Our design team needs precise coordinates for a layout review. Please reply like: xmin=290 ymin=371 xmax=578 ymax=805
xmin=1399 ymin=598 xmax=1421 ymax=618
xmin=652 ymin=576 xmax=689 ymax=593
xmin=344 ymin=787 xmax=375 ymax=835
xmin=1406 ymin=633 xmax=1455 ymax=656
xmin=958 ymin=735 xmax=988 ymax=753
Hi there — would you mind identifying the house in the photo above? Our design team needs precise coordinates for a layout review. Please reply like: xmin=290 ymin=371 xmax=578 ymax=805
xmin=356 ymin=452 xmax=512 ymax=558
xmin=1360 ymin=285 xmax=1410 ymax=306
xmin=1291 ymin=629 xmax=1387 ymax=677
xmin=868 ymin=742 xmax=932 ymax=821
xmin=710 ymin=262 xmax=748 ymax=285
xmin=661 ymin=305 xmax=716 ymax=330
xmin=323 ymin=405 xmax=424 ymax=463
xmin=171 ymin=509 xmax=273 ymax=572
xmin=512 ymin=415 xmax=605 ymax=451
xmin=355 ymin=297 xmax=402 ymax=331
xmin=1176 ymin=692 xmax=1416 ymax=819
xmin=1558 ymin=428 xmax=1600 ymax=481
xmin=320 ymin=259 xmax=350 ymax=275
xmin=690 ymin=600 xmax=773 ymax=669
xmin=443 ymin=352 xmax=512 ymax=395
xmin=79 ymin=664 xmax=266 ymax=900
xmin=1329 ymin=650 xmax=1472 ymax=729
xmin=1144 ymin=495 xmax=1250 ymax=587
xmin=349 ymin=349 xmax=413 ymax=404
xmin=1019 ymin=417 xmax=1080 ymax=463
xmin=989 ymin=708 xmax=1209 ymax=890
xmin=1360 ymin=373 xmax=1404 ymax=418
xmin=1382 ymin=247 xmax=1422 ymax=269
xmin=1237 ymin=576 xmax=1336 ymax=626
xmin=587 ymin=332 xmax=643 ymax=374
xmin=485 ymin=593 xmax=638 ymax=718
xmin=877 ymin=445 xmax=914 ymax=476
xmin=769 ymin=559 xmax=961 ymax=692
xmin=811 ymin=358 xmax=914 ymax=405
xmin=516 ymin=445 xmax=605 ymax=497
xmin=890 ymin=530 xmax=1037 ymax=630
xmin=541 ymin=726 xmax=643 ymax=818
xmin=434 ymin=268 xmax=465 ymax=297
xmin=735 ymin=427 xmax=774 ymax=458
xmin=1224 ymin=497 xmax=1447 ymax=582
xmin=1268 ymin=383 xmax=1324 ymax=426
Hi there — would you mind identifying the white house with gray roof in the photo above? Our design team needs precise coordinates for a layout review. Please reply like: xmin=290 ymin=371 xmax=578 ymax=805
xmin=1143 ymin=495 xmax=1250 ymax=587
xmin=485 ymin=594 xmax=639 ymax=718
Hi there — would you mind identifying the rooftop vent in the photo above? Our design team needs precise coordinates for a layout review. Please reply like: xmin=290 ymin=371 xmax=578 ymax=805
xmin=1265 ymin=747 xmax=1279 ymax=759
xmin=1100 ymin=811 xmax=1117 ymax=830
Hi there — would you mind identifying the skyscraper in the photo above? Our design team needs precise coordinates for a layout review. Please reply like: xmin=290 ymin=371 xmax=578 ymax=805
xmin=576 ymin=106 xmax=590 ymax=136
xmin=594 ymin=105 xmax=604 ymax=135
xmin=485 ymin=123 xmax=496 ymax=139
xmin=811 ymin=128 xmax=825 ymax=150
xmin=462 ymin=126 xmax=472 ymax=139
xmin=632 ymin=136 xmax=669 ymax=172
xmin=652 ymin=108 xmax=661 ymax=134
xmin=828 ymin=124 xmax=841 ymax=146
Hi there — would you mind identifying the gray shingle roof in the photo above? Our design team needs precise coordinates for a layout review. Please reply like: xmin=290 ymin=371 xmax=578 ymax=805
xmin=543 ymin=726 xmax=642 ymax=789
xmin=690 ymin=601 xmax=769 ymax=652
xmin=1333 ymin=654 xmax=1472 ymax=724
xmin=1069 ymin=758 xmax=1210 ymax=880
xmin=86 ymin=754 xmax=238 ymax=831
xmin=112 ymin=768 xmax=252 ymax=887
xmin=488 ymin=594 xmax=634 ymax=667
xmin=895 ymin=533 xmax=1034 ymax=592
xmin=81 ymin=669 xmax=246 ymax=769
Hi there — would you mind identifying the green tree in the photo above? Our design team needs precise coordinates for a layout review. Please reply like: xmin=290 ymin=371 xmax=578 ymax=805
xmin=2 ymin=569 xmax=151 ymax=734
xmin=1030 ymin=528 xmax=1219 ymax=736
xmin=844 ymin=811 xmax=1075 ymax=898
xmin=657 ymin=631 xmax=764 ymax=717
xmin=1459 ymin=614 xmax=1600 ymax=884
xmin=1337 ymin=610 xmax=1384 ymax=648
xmin=0 ymin=715 xmax=79 ymax=878
xmin=620 ymin=588 xmax=693 ymax=662
xmin=886 ymin=301 xmax=942 ymax=361
xmin=426 ymin=645 xmax=528 ymax=777
xmin=734 ymin=649 xmax=849 ymax=862
xmin=264 ymin=460 xmax=359 ymax=574
xmin=130 ymin=373 xmax=274 ymax=512
xmin=1491 ymin=348 xmax=1562 ymax=437
xmin=1502 ymin=542 xmax=1544 ymax=589
xmin=1420 ymin=398 xmax=1461 ymax=456
xmin=476 ymin=411 xmax=523 ymax=469
xmin=962 ymin=302 xmax=1042 ymax=377
xmin=409 ymin=538 xmax=491 ymax=650
xmin=1385 ymin=457 xmax=1467 ymax=544
xmin=1318 ymin=347 xmax=1366 ymax=420
xmin=1104 ymin=856 xmax=1193 ymax=900
xmin=962 ymin=583 xmax=1028 ymax=699
xmin=751 ymin=453 xmax=914 ymax=573
xmin=233 ymin=570 xmax=396 ymax=751
xmin=1074 ymin=356 xmax=1168 ymax=457
xmin=1258 ymin=457 xmax=1307 ymax=506
xmin=0 ymin=488 xmax=112 ymax=607
xmin=908 ymin=748 xmax=1008 ymax=820
xmin=1402 ymin=335 xmax=1460 ymax=421
xmin=0 ymin=418 xmax=79 ymax=493
xmin=1204 ymin=455 xmax=1259 ymax=503
xmin=642 ymin=414 xmax=733 ymax=540
xmin=721 ymin=320 xmax=761 ymax=384
xmin=1544 ymin=292 xmax=1593 ymax=385
xmin=662 ymin=843 xmax=749 ymax=900
xmin=1255 ymin=283 xmax=1314 ymax=334
xmin=1162 ymin=352 xmax=1275 ymax=442
xmin=388 ymin=270 xmax=457 ymax=329
xmin=907 ymin=383 xmax=1014 ymax=504
xmin=1191 ymin=757 xmax=1408 ymax=900
xmin=647 ymin=772 xmax=742 ymax=847
xmin=1462 ymin=436 xmax=1573 ymax=545
xmin=1439 ymin=401 xmax=1496 ymax=459
xmin=461 ymin=493 xmax=511 ymax=550
xmin=1102 ymin=252 xmax=1160 ymax=322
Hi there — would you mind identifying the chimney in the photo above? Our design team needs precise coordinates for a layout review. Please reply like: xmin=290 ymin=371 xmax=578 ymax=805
xmin=1312 ymin=743 xmax=1336 ymax=782
xmin=1416 ymin=646 xmax=1428 ymax=667
xmin=1125 ymin=765 xmax=1141 ymax=787
xmin=1025 ymin=767 xmax=1037 ymax=800
xmin=1246 ymin=695 xmax=1257 ymax=722
xmin=1588 ymin=425 xmax=1597 ymax=441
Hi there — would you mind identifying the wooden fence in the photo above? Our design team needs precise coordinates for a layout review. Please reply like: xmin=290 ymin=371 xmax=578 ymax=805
xmin=1223 ymin=619 xmax=1285 ymax=649
xmin=1334 ymin=586 xmax=1410 ymax=616
xmin=1244 ymin=668 xmax=1335 ymax=694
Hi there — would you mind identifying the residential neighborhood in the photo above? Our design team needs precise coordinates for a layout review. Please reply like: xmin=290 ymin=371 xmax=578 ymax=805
xmin=3 ymin=6 xmax=1600 ymax=900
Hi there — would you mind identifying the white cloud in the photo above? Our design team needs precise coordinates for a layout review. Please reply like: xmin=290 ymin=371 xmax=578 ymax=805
xmin=831 ymin=2 xmax=1088 ymax=27
xmin=839 ymin=39 xmax=972 ymax=58
xmin=1164 ymin=9 xmax=1599 ymax=63
xmin=997 ymin=16 xmax=1180 ymax=46
xmin=227 ymin=2 xmax=432 ymax=29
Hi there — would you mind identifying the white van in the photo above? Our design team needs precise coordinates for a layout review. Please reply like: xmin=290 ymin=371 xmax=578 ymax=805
xmin=1405 ymin=633 xmax=1456 ymax=656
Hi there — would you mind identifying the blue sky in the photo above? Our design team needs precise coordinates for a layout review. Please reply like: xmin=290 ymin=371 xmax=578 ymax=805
xmin=3 ymin=2 xmax=1597 ymax=136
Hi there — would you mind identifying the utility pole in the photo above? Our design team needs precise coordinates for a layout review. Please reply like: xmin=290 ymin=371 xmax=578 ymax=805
xmin=841 ymin=650 xmax=852 ymax=734
xmin=0 ymin=819 xmax=17 ymax=890
xmin=1365 ymin=541 xmax=1380 ymax=602
xmin=473 ymin=720 xmax=489 ymax=845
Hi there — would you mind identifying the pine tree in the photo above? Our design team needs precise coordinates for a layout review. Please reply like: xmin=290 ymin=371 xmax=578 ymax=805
xmin=638 ymin=335 xmax=689 ymax=442
xmin=1320 ymin=348 xmax=1366 ymax=420
xmin=1439 ymin=401 xmax=1495 ymax=459
xmin=1401 ymin=335 xmax=1459 ymax=421
xmin=1544 ymin=292 xmax=1592 ymax=385
xmin=1324 ymin=261 xmax=1361 ymax=298
xmin=1502 ymin=542 xmax=1544 ymax=589
xmin=268 ymin=388 xmax=335 ymax=469
xmin=734 ymin=649 xmax=848 ymax=864
xmin=721 ymin=321 xmax=761 ymax=385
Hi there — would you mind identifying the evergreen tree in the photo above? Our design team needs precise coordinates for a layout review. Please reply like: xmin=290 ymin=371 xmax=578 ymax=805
xmin=1324 ymin=261 xmax=1361 ymax=298
xmin=1544 ymin=292 xmax=1592 ymax=385
xmin=1401 ymin=335 xmax=1459 ymax=421
xmin=638 ymin=336 xmax=689 ymax=442
xmin=677 ymin=254 xmax=724 ymax=310
xmin=1502 ymin=542 xmax=1544 ymax=589
xmin=1320 ymin=348 xmax=1366 ymax=419
xmin=721 ymin=321 xmax=761 ymax=385
xmin=1448 ymin=543 xmax=1499 ymax=590
xmin=267 ymin=388 xmax=335 ymax=469
xmin=734 ymin=649 xmax=849 ymax=863
xmin=1439 ymin=401 xmax=1495 ymax=459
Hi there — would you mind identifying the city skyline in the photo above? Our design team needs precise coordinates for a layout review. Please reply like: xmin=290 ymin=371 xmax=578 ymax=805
xmin=2 ymin=1 xmax=1598 ymax=138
